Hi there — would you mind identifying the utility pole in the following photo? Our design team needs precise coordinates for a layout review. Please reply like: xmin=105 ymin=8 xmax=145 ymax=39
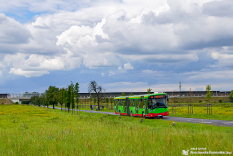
xmin=179 ymin=80 xmax=182 ymax=96
xmin=189 ymin=88 xmax=192 ymax=103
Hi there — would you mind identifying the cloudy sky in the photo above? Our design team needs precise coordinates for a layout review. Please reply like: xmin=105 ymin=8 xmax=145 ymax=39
xmin=0 ymin=0 xmax=233 ymax=93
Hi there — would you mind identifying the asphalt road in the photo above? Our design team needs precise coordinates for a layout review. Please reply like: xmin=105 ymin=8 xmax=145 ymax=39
xmin=162 ymin=116 xmax=233 ymax=127
xmin=47 ymin=106 xmax=233 ymax=127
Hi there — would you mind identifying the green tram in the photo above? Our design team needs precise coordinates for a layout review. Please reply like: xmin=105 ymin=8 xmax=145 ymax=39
xmin=114 ymin=93 xmax=169 ymax=118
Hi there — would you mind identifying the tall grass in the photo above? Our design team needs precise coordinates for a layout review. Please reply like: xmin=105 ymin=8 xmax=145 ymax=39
xmin=0 ymin=105 xmax=232 ymax=155
xmin=169 ymin=106 xmax=233 ymax=120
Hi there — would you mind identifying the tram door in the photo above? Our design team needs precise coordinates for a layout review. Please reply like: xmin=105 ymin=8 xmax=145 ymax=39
xmin=123 ymin=99 xmax=127 ymax=113
xmin=135 ymin=100 xmax=139 ymax=113
xmin=144 ymin=99 xmax=149 ymax=116
xmin=126 ymin=97 xmax=130 ymax=116
xmin=114 ymin=100 xmax=119 ymax=112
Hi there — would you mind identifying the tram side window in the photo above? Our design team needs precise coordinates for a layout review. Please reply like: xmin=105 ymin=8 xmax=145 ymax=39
xmin=148 ymin=100 xmax=152 ymax=109
xmin=114 ymin=100 xmax=119 ymax=106
xmin=118 ymin=99 xmax=122 ymax=106
xmin=118 ymin=100 xmax=121 ymax=106
xmin=122 ymin=99 xmax=126 ymax=105
xmin=135 ymin=100 xmax=139 ymax=108
xmin=139 ymin=99 xmax=144 ymax=108
xmin=130 ymin=100 xmax=134 ymax=106
xmin=144 ymin=100 xmax=148 ymax=108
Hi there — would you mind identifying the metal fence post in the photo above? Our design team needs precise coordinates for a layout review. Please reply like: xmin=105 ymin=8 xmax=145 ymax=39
xmin=211 ymin=104 xmax=212 ymax=115
xmin=172 ymin=105 xmax=176 ymax=114
xmin=188 ymin=104 xmax=189 ymax=114
xmin=207 ymin=104 xmax=212 ymax=115
xmin=188 ymin=104 xmax=193 ymax=114
xmin=192 ymin=104 xmax=193 ymax=114
xmin=126 ymin=97 xmax=130 ymax=116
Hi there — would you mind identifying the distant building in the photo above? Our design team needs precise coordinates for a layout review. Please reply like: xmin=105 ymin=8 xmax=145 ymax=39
xmin=162 ymin=91 xmax=231 ymax=97
xmin=0 ymin=94 xmax=9 ymax=98
xmin=22 ymin=92 xmax=40 ymax=98
xmin=79 ymin=92 xmax=148 ymax=98
xmin=79 ymin=91 xmax=231 ymax=98
xmin=1 ymin=90 xmax=231 ymax=99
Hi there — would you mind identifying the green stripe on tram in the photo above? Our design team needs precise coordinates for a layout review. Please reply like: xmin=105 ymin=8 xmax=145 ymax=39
xmin=114 ymin=93 xmax=169 ymax=118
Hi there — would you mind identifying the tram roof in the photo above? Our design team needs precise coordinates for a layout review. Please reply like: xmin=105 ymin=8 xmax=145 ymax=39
xmin=114 ymin=93 xmax=167 ymax=99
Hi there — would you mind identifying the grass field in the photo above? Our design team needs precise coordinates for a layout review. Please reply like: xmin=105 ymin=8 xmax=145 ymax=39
xmin=168 ymin=106 xmax=233 ymax=121
xmin=53 ymin=103 xmax=233 ymax=121
xmin=0 ymin=105 xmax=233 ymax=155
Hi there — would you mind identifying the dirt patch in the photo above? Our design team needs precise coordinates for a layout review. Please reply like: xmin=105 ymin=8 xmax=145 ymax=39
xmin=0 ymin=99 xmax=14 ymax=105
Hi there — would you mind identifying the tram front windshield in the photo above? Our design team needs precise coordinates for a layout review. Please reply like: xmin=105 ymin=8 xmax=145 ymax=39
xmin=148 ymin=98 xmax=168 ymax=109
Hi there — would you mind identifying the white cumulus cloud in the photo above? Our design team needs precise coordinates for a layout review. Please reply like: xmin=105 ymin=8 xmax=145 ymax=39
xmin=1 ymin=0 xmax=233 ymax=80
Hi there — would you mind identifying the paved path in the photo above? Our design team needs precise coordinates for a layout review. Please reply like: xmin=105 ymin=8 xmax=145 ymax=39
xmin=46 ymin=106 xmax=233 ymax=127
xmin=162 ymin=116 xmax=233 ymax=127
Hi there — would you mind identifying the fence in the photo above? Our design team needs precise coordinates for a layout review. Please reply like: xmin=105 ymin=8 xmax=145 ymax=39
xmin=77 ymin=103 xmax=114 ymax=110
xmin=169 ymin=103 xmax=229 ymax=115
xmin=62 ymin=100 xmax=232 ymax=116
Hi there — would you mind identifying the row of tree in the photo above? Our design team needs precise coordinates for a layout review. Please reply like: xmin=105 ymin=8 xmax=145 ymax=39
xmin=205 ymin=85 xmax=233 ymax=103
xmin=229 ymin=90 xmax=233 ymax=102
xmin=30 ymin=81 xmax=80 ymax=113
xmin=30 ymin=81 xmax=233 ymax=113
xmin=30 ymin=80 xmax=107 ymax=111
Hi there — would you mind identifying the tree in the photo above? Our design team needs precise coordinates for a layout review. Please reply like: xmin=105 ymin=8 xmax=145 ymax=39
xmin=130 ymin=93 xmax=134 ymax=96
xmin=64 ymin=89 xmax=68 ymax=112
xmin=59 ymin=88 xmax=66 ymax=111
xmin=88 ymin=81 xmax=104 ymax=110
xmin=90 ymin=96 xmax=92 ymax=105
xmin=74 ymin=82 xmax=80 ymax=113
xmin=205 ymin=85 xmax=213 ymax=103
xmin=69 ymin=82 xmax=75 ymax=114
xmin=94 ymin=98 xmax=97 ymax=105
xmin=106 ymin=97 xmax=109 ymax=105
xmin=122 ymin=92 xmax=126 ymax=96
xmin=31 ymin=96 xmax=40 ymax=106
xmin=110 ymin=98 xmax=114 ymax=109
xmin=147 ymin=88 xmax=152 ymax=94
xmin=46 ymin=86 xmax=59 ymax=109
xmin=229 ymin=90 xmax=233 ymax=102
xmin=39 ymin=97 xmax=44 ymax=106
xmin=30 ymin=96 xmax=40 ymax=106
xmin=66 ymin=85 xmax=71 ymax=113
xmin=30 ymin=96 xmax=36 ymax=105
xmin=41 ymin=93 xmax=48 ymax=107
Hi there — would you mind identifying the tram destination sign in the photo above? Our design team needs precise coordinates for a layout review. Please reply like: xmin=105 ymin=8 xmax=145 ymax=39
xmin=149 ymin=95 xmax=166 ymax=99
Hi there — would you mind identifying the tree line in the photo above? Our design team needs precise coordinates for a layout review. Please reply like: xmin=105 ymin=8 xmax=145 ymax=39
xmin=30 ymin=82 xmax=233 ymax=112
xmin=30 ymin=81 xmax=80 ymax=113
xmin=30 ymin=80 xmax=108 ymax=111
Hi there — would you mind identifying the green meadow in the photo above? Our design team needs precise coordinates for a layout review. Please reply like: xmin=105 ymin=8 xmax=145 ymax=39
xmin=168 ymin=105 xmax=233 ymax=121
xmin=0 ymin=105 xmax=233 ymax=155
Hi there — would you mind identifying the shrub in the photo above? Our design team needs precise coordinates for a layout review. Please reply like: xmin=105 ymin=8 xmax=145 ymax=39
xmin=15 ymin=102 xmax=19 ymax=104
xmin=229 ymin=90 xmax=233 ymax=102
xmin=219 ymin=99 xmax=222 ymax=103
xmin=199 ymin=100 xmax=202 ymax=103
